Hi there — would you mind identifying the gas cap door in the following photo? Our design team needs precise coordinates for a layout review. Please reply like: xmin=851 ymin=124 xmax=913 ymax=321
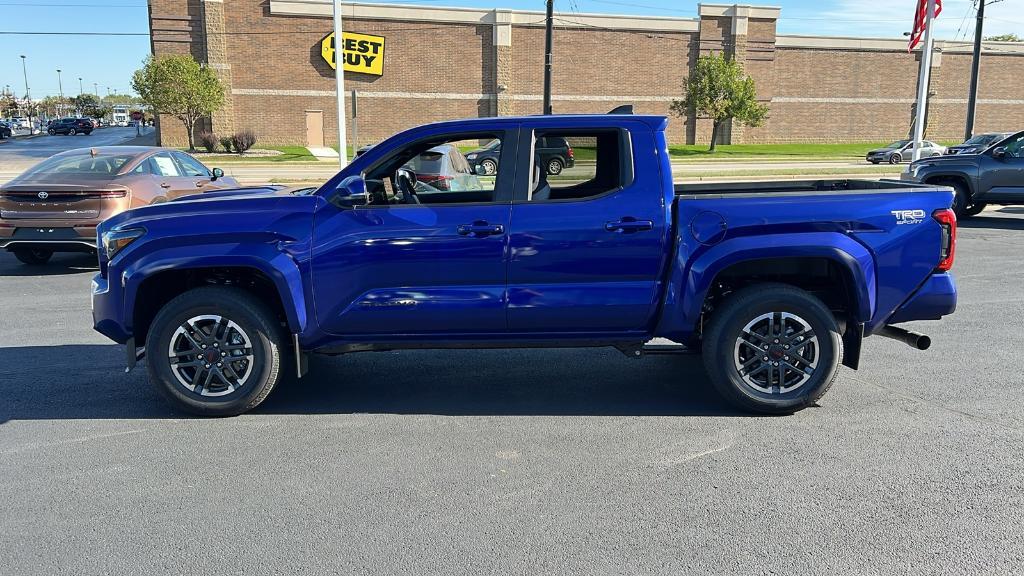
xmin=689 ymin=210 xmax=728 ymax=246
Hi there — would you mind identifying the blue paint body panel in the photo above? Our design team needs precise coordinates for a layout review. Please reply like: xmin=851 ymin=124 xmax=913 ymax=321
xmin=92 ymin=114 xmax=957 ymax=363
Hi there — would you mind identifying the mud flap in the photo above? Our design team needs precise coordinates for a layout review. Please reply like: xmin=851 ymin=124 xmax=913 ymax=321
xmin=842 ymin=322 xmax=863 ymax=370
xmin=294 ymin=333 xmax=308 ymax=378
xmin=124 ymin=337 xmax=146 ymax=373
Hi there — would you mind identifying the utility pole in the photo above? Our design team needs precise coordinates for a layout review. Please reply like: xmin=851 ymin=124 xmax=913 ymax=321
xmin=94 ymin=82 xmax=98 ymax=97
xmin=964 ymin=0 xmax=985 ymax=140
xmin=911 ymin=0 xmax=936 ymax=163
xmin=333 ymin=0 xmax=348 ymax=168
xmin=542 ymin=0 xmax=553 ymax=115
xmin=78 ymin=77 xmax=83 ymax=95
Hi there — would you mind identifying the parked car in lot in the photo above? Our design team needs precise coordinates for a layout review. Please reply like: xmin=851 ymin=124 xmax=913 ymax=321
xmin=0 ymin=121 xmax=11 ymax=139
xmin=0 ymin=147 xmax=238 ymax=265
xmin=465 ymin=136 xmax=575 ymax=175
xmin=47 ymin=117 xmax=95 ymax=136
xmin=945 ymin=132 xmax=1012 ymax=155
xmin=402 ymin=144 xmax=484 ymax=195
xmin=92 ymin=112 xmax=957 ymax=417
xmin=867 ymin=140 xmax=945 ymax=164
xmin=906 ymin=130 xmax=1024 ymax=218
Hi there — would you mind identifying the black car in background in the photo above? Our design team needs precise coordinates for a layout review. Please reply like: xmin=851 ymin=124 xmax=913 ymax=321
xmin=47 ymin=117 xmax=94 ymax=136
xmin=906 ymin=130 xmax=1024 ymax=218
xmin=945 ymin=132 xmax=1013 ymax=155
xmin=0 ymin=121 xmax=11 ymax=139
xmin=465 ymin=136 xmax=575 ymax=175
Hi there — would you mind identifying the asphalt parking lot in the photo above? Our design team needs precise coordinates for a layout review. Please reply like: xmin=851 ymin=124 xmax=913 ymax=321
xmin=1 ymin=209 xmax=1023 ymax=574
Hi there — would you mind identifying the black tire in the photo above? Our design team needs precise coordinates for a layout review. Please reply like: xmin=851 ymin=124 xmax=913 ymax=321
xmin=888 ymin=153 xmax=902 ymax=164
xmin=68 ymin=128 xmax=76 ymax=136
xmin=480 ymin=158 xmax=498 ymax=176
xmin=947 ymin=180 xmax=975 ymax=219
xmin=145 ymin=286 xmax=286 ymax=416
xmin=47 ymin=129 xmax=55 ymax=135
xmin=547 ymin=157 xmax=564 ymax=175
xmin=12 ymin=248 xmax=53 ymax=265
xmin=702 ymin=283 xmax=843 ymax=414
xmin=84 ymin=130 xmax=92 ymax=136
xmin=965 ymin=202 xmax=987 ymax=217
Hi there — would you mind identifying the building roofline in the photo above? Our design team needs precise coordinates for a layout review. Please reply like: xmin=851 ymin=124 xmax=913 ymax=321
xmin=268 ymin=0 xmax=701 ymax=32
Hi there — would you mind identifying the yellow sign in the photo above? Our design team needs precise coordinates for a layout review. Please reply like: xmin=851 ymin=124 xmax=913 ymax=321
xmin=321 ymin=32 xmax=385 ymax=76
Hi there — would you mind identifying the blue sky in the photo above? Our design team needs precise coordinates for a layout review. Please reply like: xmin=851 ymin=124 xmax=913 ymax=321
xmin=0 ymin=0 xmax=1020 ymax=99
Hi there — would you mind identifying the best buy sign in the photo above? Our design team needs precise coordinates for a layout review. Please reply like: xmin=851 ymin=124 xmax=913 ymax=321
xmin=321 ymin=32 xmax=385 ymax=76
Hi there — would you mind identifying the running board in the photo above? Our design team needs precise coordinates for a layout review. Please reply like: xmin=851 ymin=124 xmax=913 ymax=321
xmin=617 ymin=340 xmax=698 ymax=358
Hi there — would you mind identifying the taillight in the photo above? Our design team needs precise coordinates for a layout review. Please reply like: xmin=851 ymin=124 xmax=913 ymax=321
xmin=932 ymin=208 xmax=956 ymax=271
xmin=567 ymin=147 xmax=574 ymax=158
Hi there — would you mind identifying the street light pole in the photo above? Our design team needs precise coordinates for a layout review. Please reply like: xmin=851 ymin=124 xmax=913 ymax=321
xmin=542 ymin=0 xmax=554 ymax=115
xmin=20 ymin=55 xmax=33 ymax=132
xmin=964 ymin=0 xmax=985 ymax=140
xmin=333 ymin=0 xmax=348 ymax=168
xmin=56 ymin=69 xmax=63 ymax=118
xmin=78 ymin=77 xmax=83 ymax=96
xmin=93 ymin=82 xmax=98 ymax=97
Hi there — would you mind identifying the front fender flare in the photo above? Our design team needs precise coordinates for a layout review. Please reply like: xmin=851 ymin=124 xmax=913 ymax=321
xmin=120 ymin=244 xmax=307 ymax=335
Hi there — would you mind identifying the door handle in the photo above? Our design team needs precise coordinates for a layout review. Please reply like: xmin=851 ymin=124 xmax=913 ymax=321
xmin=160 ymin=182 xmax=171 ymax=189
xmin=605 ymin=217 xmax=654 ymax=233
xmin=195 ymin=181 xmax=207 ymax=188
xmin=457 ymin=221 xmax=505 ymax=237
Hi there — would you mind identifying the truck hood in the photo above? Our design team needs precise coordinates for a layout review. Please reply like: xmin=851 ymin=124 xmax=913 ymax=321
xmin=99 ymin=184 xmax=321 ymax=236
xmin=910 ymin=153 xmax=980 ymax=169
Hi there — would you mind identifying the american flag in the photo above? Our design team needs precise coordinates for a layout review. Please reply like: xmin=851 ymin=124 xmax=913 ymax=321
xmin=908 ymin=0 xmax=943 ymax=51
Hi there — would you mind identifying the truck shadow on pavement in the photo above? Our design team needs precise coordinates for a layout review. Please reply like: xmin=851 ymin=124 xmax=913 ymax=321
xmin=959 ymin=215 xmax=1024 ymax=231
xmin=0 ymin=345 xmax=750 ymax=422
xmin=0 ymin=253 xmax=98 ymax=277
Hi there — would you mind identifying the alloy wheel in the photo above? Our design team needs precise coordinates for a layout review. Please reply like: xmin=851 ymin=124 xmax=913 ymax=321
xmin=733 ymin=312 xmax=819 ymax=394
xmin=168 ymin=314 xmax=255 ymax=397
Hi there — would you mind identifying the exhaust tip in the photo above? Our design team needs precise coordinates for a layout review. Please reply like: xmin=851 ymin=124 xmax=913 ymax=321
xmin=916 ymin=335 xmax=931 ymax=350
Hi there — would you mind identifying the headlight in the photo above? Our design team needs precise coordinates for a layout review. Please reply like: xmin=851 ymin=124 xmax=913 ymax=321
xmin=101 ymin=228 xmax=144 ymax=260
xmin=466 ymin=154 xmax=477 ymax=160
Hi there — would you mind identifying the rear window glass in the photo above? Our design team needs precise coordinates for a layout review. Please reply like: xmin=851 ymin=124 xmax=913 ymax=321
xmin=22 ymin=152 xmax=136 ymax=176
xmin=404 ymin=151 xmax=445 ymax=173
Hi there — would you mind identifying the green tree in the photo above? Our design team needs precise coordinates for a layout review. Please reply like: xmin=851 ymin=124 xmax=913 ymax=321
xmin=72 ymin=93 xmax=102 ymax=116
xmin=0 ymin=92 xmax=18 ymax=118
xmin=984 ymin=33 xmax=1021 ymax=42
xmin=670 ymin=53 xmax=769 ymax=152
xmin=131 ymin=54 xmax=225 ymax=151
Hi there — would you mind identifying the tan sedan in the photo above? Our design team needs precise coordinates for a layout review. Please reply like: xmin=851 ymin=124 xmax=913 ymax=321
xmin=0 ymin=146 xmax=239 ymax=265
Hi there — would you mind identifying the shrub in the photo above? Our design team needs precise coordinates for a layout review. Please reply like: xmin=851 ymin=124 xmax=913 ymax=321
xmin=219 ymin=135 xmax=233 ymax=153
xmin=230 ymin=130 xmax=257 ymax=155
xmin=197 ymin=131 xmax=217 ymax=153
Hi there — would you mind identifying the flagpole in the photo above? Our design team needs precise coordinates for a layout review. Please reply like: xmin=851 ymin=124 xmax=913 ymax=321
xmin=333 ymin=0 xmax=348 ymax=169
xmin=911 ymin=0 xmax=935 ymax=163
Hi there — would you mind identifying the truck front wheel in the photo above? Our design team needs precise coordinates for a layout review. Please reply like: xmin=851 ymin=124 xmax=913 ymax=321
xmin=145 ymin=286 xmax=285 ymax=416
xmin=702 ymin=283 xmax=843 ymax=414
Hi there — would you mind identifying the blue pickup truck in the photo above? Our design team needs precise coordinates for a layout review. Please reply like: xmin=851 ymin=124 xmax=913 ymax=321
xmin=92 ymin=113 xmax=958 ymax=416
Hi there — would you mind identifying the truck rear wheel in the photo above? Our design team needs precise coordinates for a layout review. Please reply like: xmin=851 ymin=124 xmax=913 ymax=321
xmin=702 ymin=283 xmax=842 ymax=414
xmin=145 ymin=286 xmax=285 ymax=416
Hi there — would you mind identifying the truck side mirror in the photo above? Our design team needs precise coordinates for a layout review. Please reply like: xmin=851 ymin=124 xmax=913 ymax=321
xmin=211 ymin=167 xmax=224 ymax=181
xmin=332 ymin=175 xmax=369 ymax=208
xmin=991 ymin=146 xmax=1007 ymax=159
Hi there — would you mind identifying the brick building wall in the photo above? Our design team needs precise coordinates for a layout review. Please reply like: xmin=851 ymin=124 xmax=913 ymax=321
xmin=147 ymin=0 xmax=1024 ymax=147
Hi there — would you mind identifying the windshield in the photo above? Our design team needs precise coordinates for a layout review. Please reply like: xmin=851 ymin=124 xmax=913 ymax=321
xmin=21 ymin=151 xmax=136 ymax=177
xmin=885 ymin=140 xmax=910 ymax=149
xmin=963 ymin=135 xmax=996 ymax=146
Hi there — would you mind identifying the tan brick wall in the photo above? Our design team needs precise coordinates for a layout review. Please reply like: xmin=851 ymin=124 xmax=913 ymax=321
xmin=148 ymin=1 xmax=1024 ymax=147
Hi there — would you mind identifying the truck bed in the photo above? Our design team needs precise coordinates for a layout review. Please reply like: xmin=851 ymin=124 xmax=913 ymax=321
xmin=675 ymin=178 xmax=934 ymax=198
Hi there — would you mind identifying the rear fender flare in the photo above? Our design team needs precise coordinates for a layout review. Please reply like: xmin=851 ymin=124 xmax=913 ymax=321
xmin=657 ymin=232 xmax=875 ymax=341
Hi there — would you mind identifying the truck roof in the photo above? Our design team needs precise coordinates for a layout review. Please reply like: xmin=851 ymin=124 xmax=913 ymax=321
xmin=414 ymin=114 xmax=669 ymax=133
